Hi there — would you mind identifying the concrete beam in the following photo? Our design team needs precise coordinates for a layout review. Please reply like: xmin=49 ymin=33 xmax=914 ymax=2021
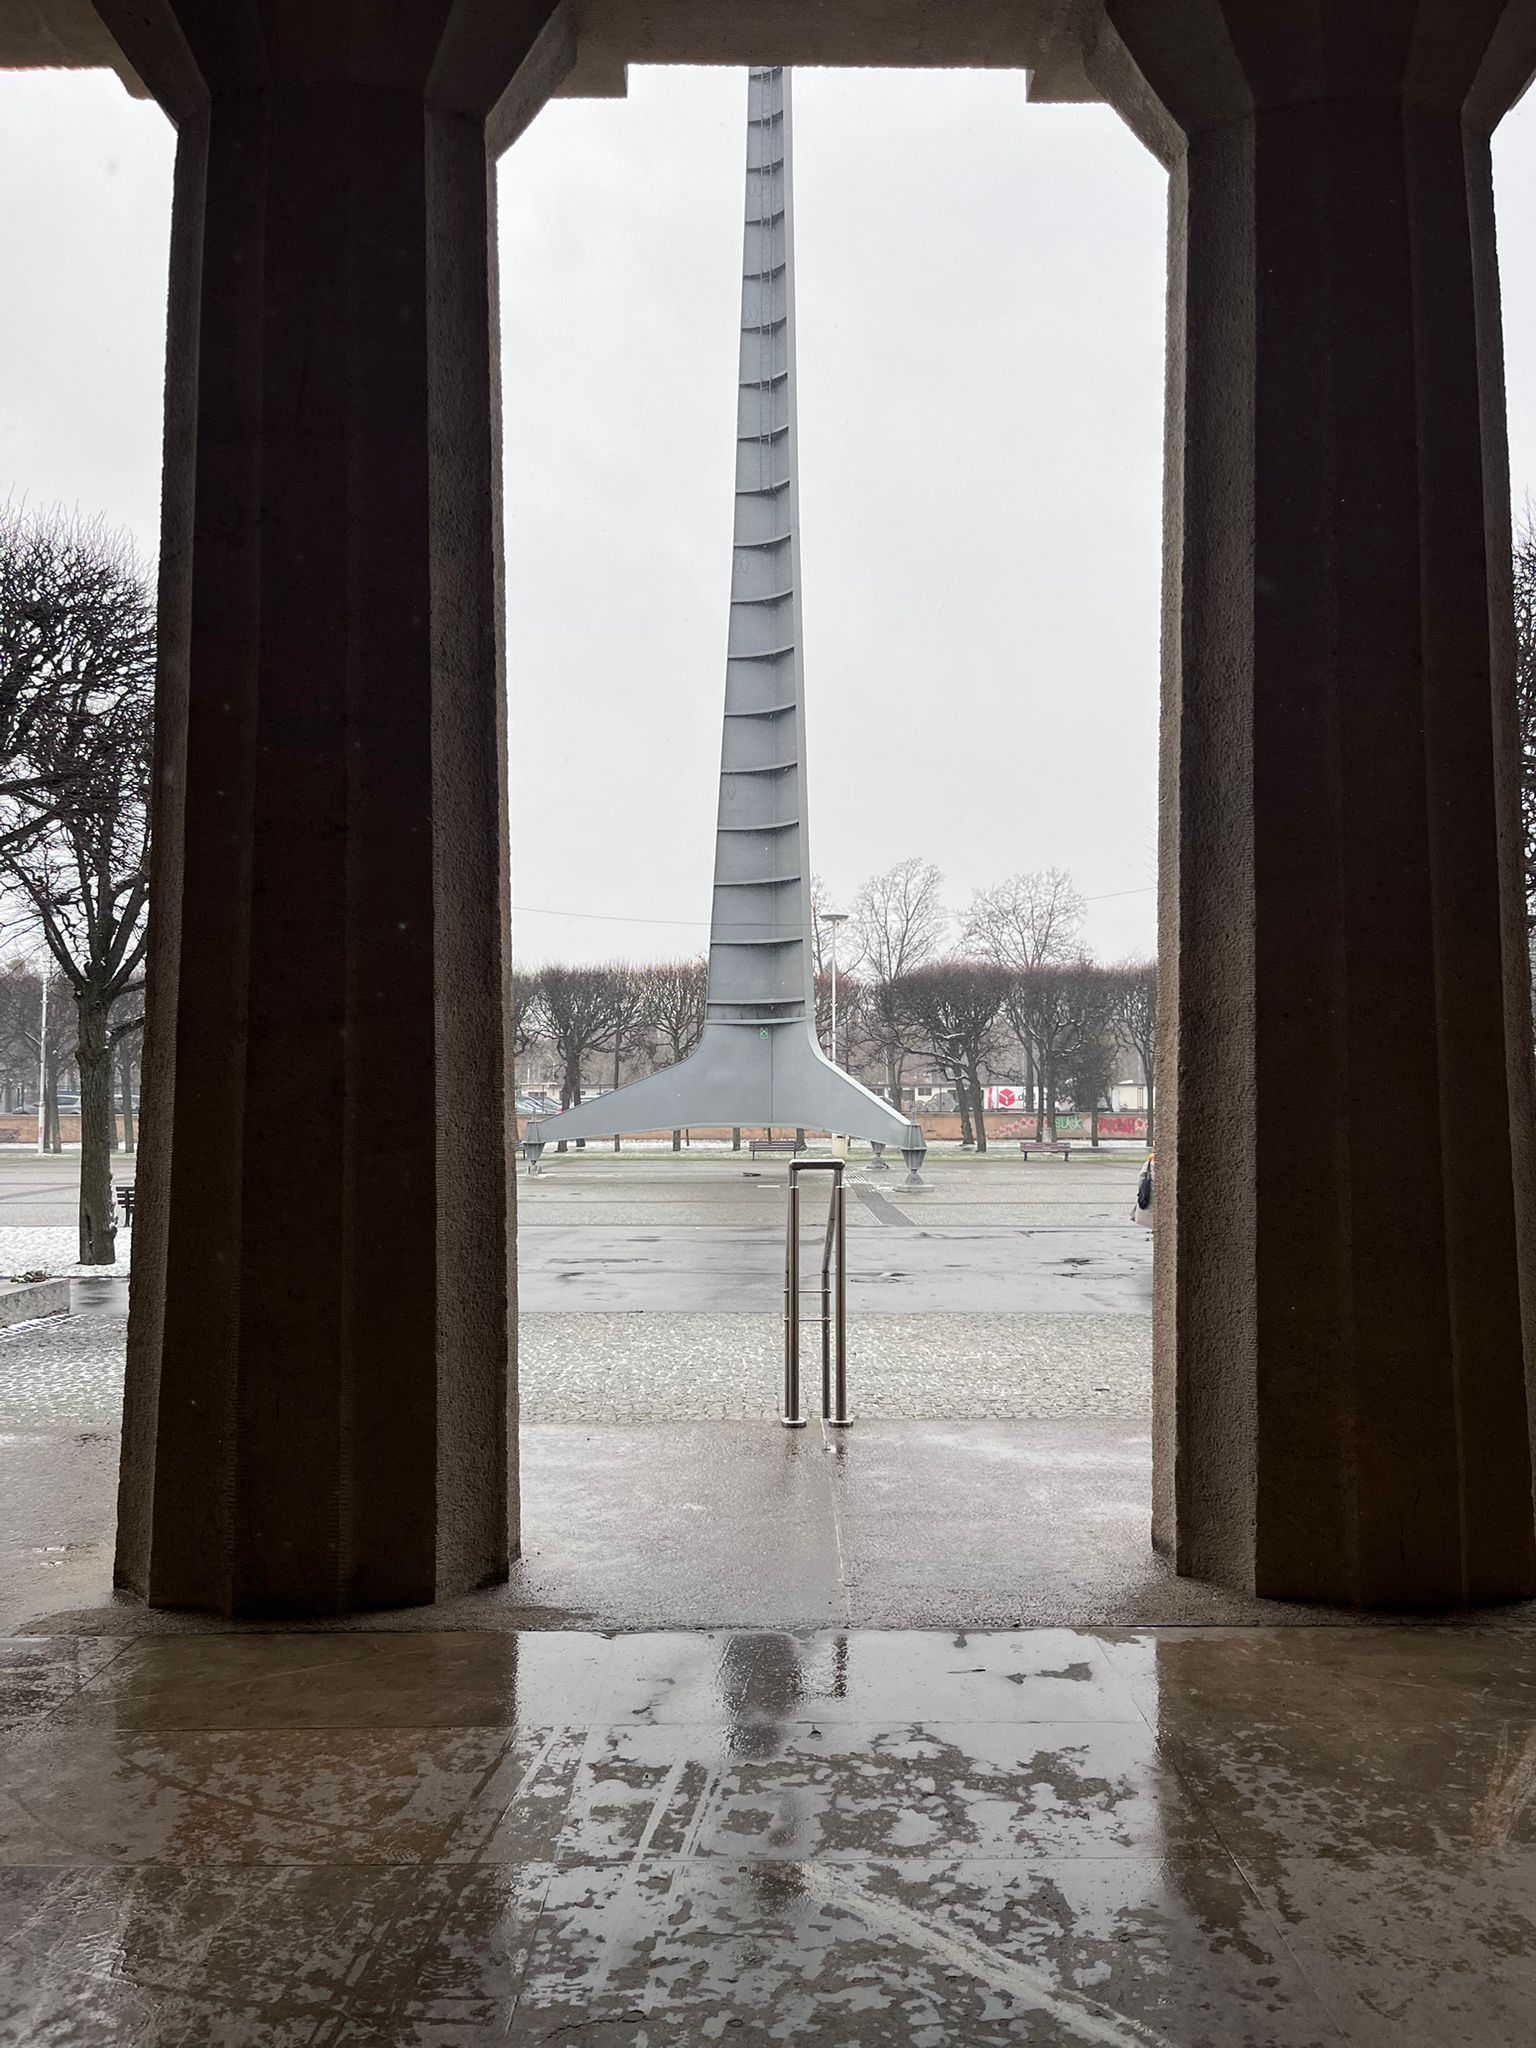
xmin=5 ymin=0 xmax=1108 ymax=96
xmin=0 ymin=0 xmax=148 ymax=91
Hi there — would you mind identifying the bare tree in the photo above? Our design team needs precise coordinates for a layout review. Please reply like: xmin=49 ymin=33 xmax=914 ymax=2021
xmin=0 ymin=507 xmax=146 ymax=856
xmin=639 ymin=957 xmax=708 ymax=1065
xmin=964 ymin=867 xmax=1087 ymax=970
xmin=535 ymin=965 xmax=615 ymax=1150
xmin=0 ymin=959 xmax=35 ymax=1112
xmin=851 ymin=858 xmax=947 ymax=1110
xmin=806 ymin=876 xmax=831 ymax=978
xmin=1052 ymin=962 xmax=1118 ymax=1143
xmin=510 ymin=971 xmax=542 ymax=1060
xmin=1108 ymin=959 xmax=1157 ymax=1144
xmin=12 ymin=714 xmax=150 ymax=1254
xmin=639 ymin=956 xmax=708 ymax=1147
xmin=888 ymin=960 xmax=1008 ymax=1151
xmin=600 ymin=963 xmax=649 ymax=1152
xmin=1003 ymin=961 xmax=1108 ymax=1144
xmin=965 ymin=869 xmax=1088 ymax=1113
xmin=808 ymin=871 xmax=852 ymax=984
xmin=851 ymin=858 xmax=947 ymax=978
xmin=0 ymin=514 xmax=154 ymax=1259
xmin=110 ymin=987 xmax=144 ymax=1153
xmin=814 ymin=965 xmax=864 ymax=1064
xmin=0 ymin=957 xmax=73 ymax=1143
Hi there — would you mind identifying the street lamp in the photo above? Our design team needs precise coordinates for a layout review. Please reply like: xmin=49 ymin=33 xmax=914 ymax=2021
xmin=818 ymin=911 xmax=849 ymax=1065
xmin=35 ymin=948 xmax=47 ymax=1157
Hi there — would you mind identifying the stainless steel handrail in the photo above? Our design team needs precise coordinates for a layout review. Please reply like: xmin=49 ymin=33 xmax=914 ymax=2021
xmin=783 ymin=1158 xmax=850 ymax=1428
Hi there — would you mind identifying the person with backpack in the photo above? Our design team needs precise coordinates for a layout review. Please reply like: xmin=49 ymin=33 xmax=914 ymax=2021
xmin=1133 ymin=1152 xmax=1154 ymax=1229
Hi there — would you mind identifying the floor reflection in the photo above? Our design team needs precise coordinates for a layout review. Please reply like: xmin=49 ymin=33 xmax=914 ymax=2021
xmin=3 ymin=1624 xmax=1534 ymax=2043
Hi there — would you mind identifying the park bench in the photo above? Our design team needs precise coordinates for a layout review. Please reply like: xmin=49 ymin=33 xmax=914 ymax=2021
xmin=749 ymin=1138 xmax=807 ymax=1159
xmin=116 ymin=1180 xmax=136 ymax=1226
xmin=1018 ymin=1140 xmax=1073 ymax=1160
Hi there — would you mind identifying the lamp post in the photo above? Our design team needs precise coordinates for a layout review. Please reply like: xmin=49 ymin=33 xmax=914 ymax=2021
xmin=35 ymin=949 xmax=47 ymax=1157
xmin=818 ymin=910 xmax=849 ymax=1065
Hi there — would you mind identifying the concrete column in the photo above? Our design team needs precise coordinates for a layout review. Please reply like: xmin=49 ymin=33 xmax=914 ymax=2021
xmin=105 ymin=0 xmax=570 ymax=1615
xmin=1094 ymin=1 xmax=1536 ymax=1605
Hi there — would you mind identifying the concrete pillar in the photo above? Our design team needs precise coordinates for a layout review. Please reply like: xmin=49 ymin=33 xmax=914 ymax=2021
xmin=1094 ymin=1 xmax=1536 ymax=1605
xmin=105 ymin=0 xmax=570 ymax=1616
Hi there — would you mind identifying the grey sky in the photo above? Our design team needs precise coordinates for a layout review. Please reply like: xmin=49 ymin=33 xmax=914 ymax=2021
xmin=3 ymin=63 xmax=1536 ymax=969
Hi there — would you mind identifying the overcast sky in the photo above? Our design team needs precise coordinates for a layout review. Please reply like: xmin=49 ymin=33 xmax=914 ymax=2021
xmin=3 ymin=63 xmax=1536 ymax=969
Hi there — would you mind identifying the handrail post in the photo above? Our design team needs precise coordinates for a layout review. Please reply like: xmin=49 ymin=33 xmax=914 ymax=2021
xmin=783 ymin=1157 xmax=853 ymax=1430
xmin=820 ymin=1211 xmax=833 ymax=1423
xmin=783 ymin=1173 xmax=805 ymax=1426
xmin=830 ymin=1171 xmax=850 ymax=1426
xmin=819 ymin=1164 xmax=837 ymax=1420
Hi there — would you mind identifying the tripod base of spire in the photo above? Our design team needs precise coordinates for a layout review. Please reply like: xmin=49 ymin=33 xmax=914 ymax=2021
xmin=522 ymin=1023 xmax=926 ymax=1181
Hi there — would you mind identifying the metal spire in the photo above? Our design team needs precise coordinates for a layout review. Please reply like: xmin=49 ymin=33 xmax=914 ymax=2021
xmin=523 ymin=68 xmax=926 ymax=1179
xmin=710 ymin=63 xmax=813 ymax=1033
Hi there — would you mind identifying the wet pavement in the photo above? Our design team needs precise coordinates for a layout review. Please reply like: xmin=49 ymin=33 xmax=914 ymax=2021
xmin=517 ymin=1152 xmax=1153 ymax=1315
xmin=18 ymin=1420 xmax=1536 ymax=1641
xmin=5 ymin=1623 xmax=1536 ymax=2043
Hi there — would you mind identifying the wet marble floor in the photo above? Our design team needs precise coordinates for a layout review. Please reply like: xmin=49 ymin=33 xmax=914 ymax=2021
xmin=4 ymin=1624 xmax=1535 ymax=2044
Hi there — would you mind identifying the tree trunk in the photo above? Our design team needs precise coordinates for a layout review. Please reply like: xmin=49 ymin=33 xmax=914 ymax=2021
xmin=119 ymin=1043 xmax=136 ymax=1152
xmin=1042 ymin=1052 xmax=1056 ymax=1145
xmin=969 ymin=1062 xmax=988 ymax=1152
xmin=76 ymin=995 xmax=118 ymax=1265
xmin=956 ymin=1074 xmax=974 ymax=1147
xmin=672 ymin=1128 xmax=681 ymax=1151
xmin=612 ymin=1041 xmax=622 ymax=1152
xmin=560 ymin=1053 xmax=584 ymax=1152
xmin=1090 ymin=1105 xmax=1100 ymax=1148
xmin=731 ymin=1127 xmax=741 ymax=1151
xmin=885 ymin=1048 xmax=904 ymax=1113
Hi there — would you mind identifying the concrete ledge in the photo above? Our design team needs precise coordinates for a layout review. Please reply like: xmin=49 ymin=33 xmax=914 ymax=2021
xmin=0 ymin=1277 xmax=70 ymax=1328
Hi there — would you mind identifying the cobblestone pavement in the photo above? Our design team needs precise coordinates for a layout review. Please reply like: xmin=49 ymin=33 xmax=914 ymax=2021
xmin=0 ymin=1309 xmax=1150 ymax=1429
xmin=517 ymin=1312 xmax=1150 ymax=1421
xmin=0 ymin=1315 xmax=128 ymax=1428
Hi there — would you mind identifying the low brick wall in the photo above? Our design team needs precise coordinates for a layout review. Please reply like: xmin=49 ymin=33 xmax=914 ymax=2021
xmin=0 ymin=1118 xmax=88 ymax=1145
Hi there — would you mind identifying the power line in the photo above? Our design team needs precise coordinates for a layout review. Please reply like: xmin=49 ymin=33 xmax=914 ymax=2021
xmin=510 ymin=882 xmax=1158 ymax=927
xmin=513 ymin=903 xmax=708 ymax=926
